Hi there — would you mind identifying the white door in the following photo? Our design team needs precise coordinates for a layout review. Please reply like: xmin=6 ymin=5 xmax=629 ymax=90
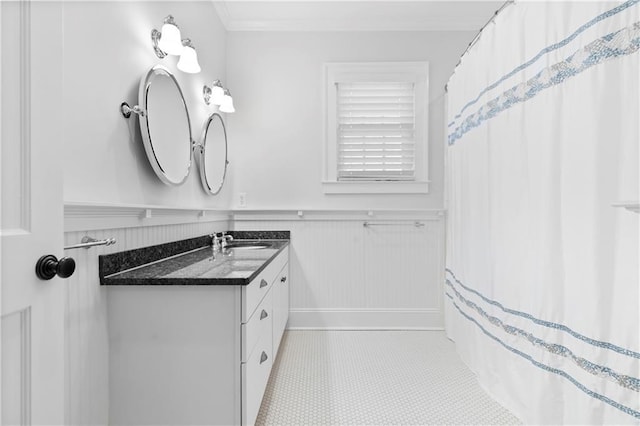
xmin=1 ymin=1 xmax=66 ymax=424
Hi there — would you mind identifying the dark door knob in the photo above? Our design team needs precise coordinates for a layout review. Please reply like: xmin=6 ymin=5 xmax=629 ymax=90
xmin=35 ymin=255 xmax=76 ymax=280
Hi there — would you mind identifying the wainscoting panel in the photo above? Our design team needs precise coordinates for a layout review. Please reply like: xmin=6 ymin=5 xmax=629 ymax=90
xmin=63 ymin=220 xmax=230 ymax=426
xmin=363 ymin=223 xmax=441 ymax=310
xmin=233 ymin=213 xmax=445 ymax=330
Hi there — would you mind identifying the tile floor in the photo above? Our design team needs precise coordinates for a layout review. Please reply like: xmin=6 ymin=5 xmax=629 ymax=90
xmin=256 ymin=330 xmax=520 ymax=426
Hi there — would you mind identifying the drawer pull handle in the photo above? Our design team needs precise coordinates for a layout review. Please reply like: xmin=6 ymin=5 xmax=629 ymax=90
xmin=260 ymin=309 xmax=268 ymax=320
xmin=280 ymin=276 xmax=287 ymax=283
xmin=260 ymin=351 xmax=268 ymax=364
xmin=260 ymin=279 xmax=268 ymax=288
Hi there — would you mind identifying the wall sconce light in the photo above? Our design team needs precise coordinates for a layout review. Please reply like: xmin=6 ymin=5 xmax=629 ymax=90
xmin=204 ymin=82 xmax=234 ymax=112
xmin=177 ymin=39 xmax=201 ymax=74
xmin=219 ymin=89 xmax=235 ymax=113
xmin=151 ymin=15 xmax=201 ymax=74
xmin=151 ymin=15 xmax=184 ymax=57
xmin=211 ymin=80 xmax=225 ymax=105
xmin=203 ymin=80 xmax=225 ymax=106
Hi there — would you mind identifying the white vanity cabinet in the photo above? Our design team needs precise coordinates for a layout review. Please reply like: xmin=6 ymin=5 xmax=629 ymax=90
xmin=108 ymin=246 xmax=289 ymax=426
xmin=272 ymin=262 xmax=290 ymax=352
xmin=240 ymin=247 xmax=289 ymax=425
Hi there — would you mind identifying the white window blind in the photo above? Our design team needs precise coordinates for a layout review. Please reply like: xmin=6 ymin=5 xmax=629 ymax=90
xmin=336 ymin=81 xmax=416 ymax=181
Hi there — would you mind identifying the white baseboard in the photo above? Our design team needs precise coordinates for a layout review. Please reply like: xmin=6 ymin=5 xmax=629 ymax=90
xmin=288 ymin=308 xmax=443 ymax=330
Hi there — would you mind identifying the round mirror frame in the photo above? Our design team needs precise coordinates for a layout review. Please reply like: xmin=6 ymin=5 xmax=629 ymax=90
xmin=197 ymin=113 xmax=228 ymax=195
xmin=138 ymin=65 xmax=193 ymax=186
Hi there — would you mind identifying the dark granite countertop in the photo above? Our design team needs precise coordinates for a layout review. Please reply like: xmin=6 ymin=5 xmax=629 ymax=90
xmin=100 ymin=232 xmax=289 ymax=286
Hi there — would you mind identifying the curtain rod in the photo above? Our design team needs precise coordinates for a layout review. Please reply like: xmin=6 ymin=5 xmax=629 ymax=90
xmin=445 ymin=0 xmax=515 ymax=93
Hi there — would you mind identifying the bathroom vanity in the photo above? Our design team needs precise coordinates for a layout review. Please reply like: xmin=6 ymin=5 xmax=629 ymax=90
xmin=100 ymin=232 xmax=290 ymax=426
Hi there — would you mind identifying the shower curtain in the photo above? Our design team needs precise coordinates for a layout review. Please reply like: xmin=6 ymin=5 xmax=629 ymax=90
xmin=445 ymin=1 xmax=639 ymax=424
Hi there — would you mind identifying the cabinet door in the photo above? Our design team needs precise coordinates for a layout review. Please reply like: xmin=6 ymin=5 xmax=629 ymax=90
xmin=242 ymin=321 xmax=272 ymax=426
xmin=272 ymin=262 xmax=289 ymax=354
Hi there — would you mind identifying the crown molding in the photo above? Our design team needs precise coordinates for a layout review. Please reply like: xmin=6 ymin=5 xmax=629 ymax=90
xmin=220 ymin=18 xmax=484 ymax=32
xmin=212 ymin=0 xmax=492 ymax=32
xmin=212 ymin=1 xmax=231 ymax=30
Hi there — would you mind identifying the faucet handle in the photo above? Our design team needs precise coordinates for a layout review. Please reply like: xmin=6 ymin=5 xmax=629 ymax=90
xmin=220 ymin=231 xmax=233 ymax=249
xmin=211 ymin=233 xmax=220 ymax=250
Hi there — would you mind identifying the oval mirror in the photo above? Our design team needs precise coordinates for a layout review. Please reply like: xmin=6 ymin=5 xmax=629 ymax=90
xmin=197 ymin=113 xmax=228 ymax=195
xmin=138 ymin=65 xmax=192 ymax=185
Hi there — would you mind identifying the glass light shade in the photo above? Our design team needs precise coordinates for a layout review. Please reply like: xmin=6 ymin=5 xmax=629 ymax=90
xmin=157 ymin=23 xmax=184 ymax=55
xmin=177 ymin=45 xmax=201 ymax=74
xmin=211 ymin=84 xmax=225 ymax=106
xmin=219 ymin=93 xmax=235 ymax=113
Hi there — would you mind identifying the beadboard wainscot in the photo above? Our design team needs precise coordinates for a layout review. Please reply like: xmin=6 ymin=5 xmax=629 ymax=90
xmin=232 ymin=209 xmax=446 ymax=330
xmin=63 ymin=202 xmax=232 ymax=426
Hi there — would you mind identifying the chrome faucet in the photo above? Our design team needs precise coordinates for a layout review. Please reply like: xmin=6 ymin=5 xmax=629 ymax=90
xmin=220 ymin=232 xmax=234 ymax=250
xmin=210 ymin=232 xmax=233 ymax=252
xmin=210 ymin=233 xmax=221 ymax=253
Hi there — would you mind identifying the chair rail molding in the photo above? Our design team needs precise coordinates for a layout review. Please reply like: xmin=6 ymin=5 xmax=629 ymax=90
xmin=232 ymin=208 xmax=445 ymax=222
xmin=64 ymin=202 xmax=232 ymax=232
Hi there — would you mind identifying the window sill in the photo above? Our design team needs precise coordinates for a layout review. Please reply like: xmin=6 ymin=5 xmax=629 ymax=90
xmin=322 ymin=181 xmax=429 ymax=194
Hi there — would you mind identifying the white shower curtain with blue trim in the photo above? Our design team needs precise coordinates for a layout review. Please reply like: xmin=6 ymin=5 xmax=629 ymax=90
xmin=445 ymin=1 xmax=639 ymax=424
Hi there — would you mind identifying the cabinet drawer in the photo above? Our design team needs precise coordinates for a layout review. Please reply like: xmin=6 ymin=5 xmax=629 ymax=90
xmin=242 ymin=321 xmax=273 ymax=426
xmin=242 ymin=249 xmax=288 ymax=323
xmin=242 ymin=289 xmax=272 ymax=363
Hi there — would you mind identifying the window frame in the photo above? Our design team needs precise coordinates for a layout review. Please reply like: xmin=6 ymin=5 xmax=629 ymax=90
xmin=323 ymin=62 xmax=430 ymax=194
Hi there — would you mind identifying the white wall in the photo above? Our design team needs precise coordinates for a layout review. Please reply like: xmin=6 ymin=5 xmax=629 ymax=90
xmin=226 ymin=31 xmax=473 ymax=210
xmin=227 ymin=31 xmax=471 ymax=329
xmin=63 ymin=1 xmax=232 ymax=209
xmin=60 ymin=2 xmax=231 ymax=424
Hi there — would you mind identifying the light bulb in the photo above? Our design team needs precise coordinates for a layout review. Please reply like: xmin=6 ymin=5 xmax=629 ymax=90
xmin=220 ymin=90 xmax=235 ymax=113
xmin=157 ymin=18 xmax=183 ymax=55
xmin=177 ymin=42 xmax=201 ymax=74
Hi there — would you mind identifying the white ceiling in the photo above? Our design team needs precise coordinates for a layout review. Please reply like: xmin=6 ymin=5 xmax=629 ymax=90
xmin=213 ymin=1 xmax=506 ymax=32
